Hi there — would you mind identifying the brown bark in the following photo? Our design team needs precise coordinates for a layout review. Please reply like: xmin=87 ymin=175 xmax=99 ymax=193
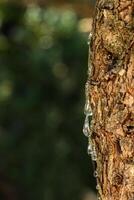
xmin=86 ymin=0 xmax=134 ymax=200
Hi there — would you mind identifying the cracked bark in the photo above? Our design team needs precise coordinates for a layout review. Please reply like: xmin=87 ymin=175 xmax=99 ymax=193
xmin=87 ymin=0 xmax=134 ymax=199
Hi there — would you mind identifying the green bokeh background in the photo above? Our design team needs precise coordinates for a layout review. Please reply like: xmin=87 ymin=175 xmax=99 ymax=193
xmin=0 ymin=1 xmax=96 ymax=199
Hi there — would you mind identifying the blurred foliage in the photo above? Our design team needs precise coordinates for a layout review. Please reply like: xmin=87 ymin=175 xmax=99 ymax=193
xmin=0 ymin=2 xmax=96 ymax=200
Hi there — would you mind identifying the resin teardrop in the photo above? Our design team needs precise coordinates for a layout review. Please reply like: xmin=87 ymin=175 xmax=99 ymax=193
xmin=83 ymin=115 xmax=91 ymax=137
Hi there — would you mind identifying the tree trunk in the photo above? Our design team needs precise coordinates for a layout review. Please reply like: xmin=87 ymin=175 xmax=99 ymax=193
xmin=85 ymin=0 xmax=134 ymax=199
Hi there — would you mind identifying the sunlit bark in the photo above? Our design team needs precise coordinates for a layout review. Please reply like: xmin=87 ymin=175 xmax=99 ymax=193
xmin=87 ymin=0 xmax=134 ymax=199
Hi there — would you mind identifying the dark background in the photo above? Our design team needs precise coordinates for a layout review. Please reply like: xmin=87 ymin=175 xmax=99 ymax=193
xmin=0 ymin=0 xmax=96 ymax=199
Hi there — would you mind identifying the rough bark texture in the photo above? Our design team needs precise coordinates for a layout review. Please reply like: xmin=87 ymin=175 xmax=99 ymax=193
xmin=88 ymin=0 xmax=134 ymax=199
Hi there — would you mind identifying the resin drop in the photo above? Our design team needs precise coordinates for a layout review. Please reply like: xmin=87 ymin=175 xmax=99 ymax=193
xmin=84 ymin=100 xmax=92 ymax=116
xmin=87 ymin=32 xmax=92 ymax=46
xmin=91 ymin=150 xmax=97 ymax=161
xmin=83 ymin=115 xmax=90 ymax=137
xmin=94 ymin=171 xmax=98 ymax=178
xmin=87 ymin=143 xmax=92 ymax=155
xmin=96 ymin=184 xmax=99 ymax=190
xmin=87 ymin=40 xmax=90 ymax=45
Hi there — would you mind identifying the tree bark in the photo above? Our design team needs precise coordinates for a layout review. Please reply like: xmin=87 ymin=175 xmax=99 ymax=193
xmin=86 ymin=0 xmax=134 ymax=200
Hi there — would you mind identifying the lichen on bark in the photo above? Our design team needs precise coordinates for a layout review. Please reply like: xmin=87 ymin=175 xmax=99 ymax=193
xmin=86 ymin=0 xmax=134 ymax=199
